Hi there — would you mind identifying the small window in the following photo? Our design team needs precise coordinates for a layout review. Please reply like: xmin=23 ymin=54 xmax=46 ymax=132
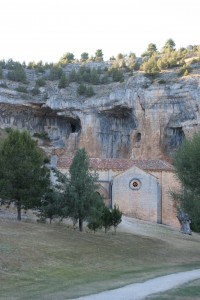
xmin=129 ymin=178 xmax=141 ymax=190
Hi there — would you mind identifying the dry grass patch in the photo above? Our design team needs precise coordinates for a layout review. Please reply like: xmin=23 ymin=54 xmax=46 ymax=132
xmin=0 ymin=217 xmax=200 ymax=299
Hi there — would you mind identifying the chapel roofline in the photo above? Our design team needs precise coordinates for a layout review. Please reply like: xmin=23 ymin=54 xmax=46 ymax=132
xmin=57 ymin=156 xmax=174 ymax=172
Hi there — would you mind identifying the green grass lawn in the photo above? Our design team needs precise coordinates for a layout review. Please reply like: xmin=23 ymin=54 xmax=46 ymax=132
xmin=1 ymin=217 xmax=200 ymax=299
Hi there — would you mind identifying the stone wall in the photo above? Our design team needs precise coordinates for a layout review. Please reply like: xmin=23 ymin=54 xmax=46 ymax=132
xmin=149 ymin=170 xmax=180 ymax=228
xmin=112 ymin=166 xmax=159 ymax=223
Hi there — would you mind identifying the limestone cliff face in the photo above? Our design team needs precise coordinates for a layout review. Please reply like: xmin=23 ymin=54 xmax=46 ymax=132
xmin=0 ymin=63 xmax=199 ymax=160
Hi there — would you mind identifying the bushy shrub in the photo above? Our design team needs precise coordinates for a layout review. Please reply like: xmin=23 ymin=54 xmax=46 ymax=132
xmin=158 ymin=79 xmax=166 ymax=84
xmin=85 ymin=86 xmax=95 ymax=97
xmin=28 ymin=61 xmax=52 ymax=72
xmin=140 ymin=55 xmax=160 ymax=76
xmin=100 ymin=74 xmax=109 ymax=84
xmin=48 ymin=65 xmax=64 ymax=80
xmin=59 ymin=52 xmax=75 ymax=66
xmin=77 ymin=83 xmax=87 ymax=95
xmin=109 ymin=68 xmax=124 ymax=82
xmin=77 ymin=84 xmax=95 ymax=97
xmin=177 ymin=65 xmax=192 ymax=76
xmin=7 ymin=64 xmax=26 ymax=83
xmin=0 ymin=60 xmax=6 ymax=69
xmin=95 ymin=49 xmax=103 ymax=62
xmin=0 ymin=67 xmax=3 ymax=79
xmin=15 ymin=85 xmax=28 ymax=93
xmin=69 ymin=69 xmax=77 ymax=82
xmin=33 ymin=132 xmax=49 ymax=140
xmin=0 ymin=82 xmax=8 ymax=88
xmin=127 ymin=55 xmax=140 ymax=71
xmin=58 ymin=74 xmax=68 ymax=89
xmin=80 ymin=52 xmax=89 ymax=62
xmin=36 ymin=77 xmax=46 ymax=87
xmin=31 ymin=87 xmax=40 ymax=96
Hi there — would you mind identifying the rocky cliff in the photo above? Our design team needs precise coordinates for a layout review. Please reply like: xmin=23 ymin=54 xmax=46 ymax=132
xmin=0 ymin=62 xmax=199 ymax=161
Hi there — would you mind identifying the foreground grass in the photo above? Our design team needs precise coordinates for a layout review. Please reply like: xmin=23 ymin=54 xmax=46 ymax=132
xmin=1 ymin=218 xmax=200 ymax=299
xmin=146 ymin=278 xmax=200 ymax=299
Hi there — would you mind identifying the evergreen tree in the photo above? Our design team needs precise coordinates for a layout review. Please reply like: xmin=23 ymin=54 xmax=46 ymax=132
xmin=7 ymin=63 xmax=26 ymax=83
xmin=49 ymin=65 xmax=64 ymax=80
xmin=142 ymin=43 xmax=158 ymax=58
xmin=162 ymin=38 xmax=176 ymax=52
xmin=0 ymin=130 xmax=50 ymax=220
xmin=101 ymin=206 xmax=113 ymax=233
xmin=80 ymin=52 xmax=89 ymax=62
xmin=172 ymin=133 xmax=200 ymax=232
xmin=111 ymin=205 xmax=122 ymax=233
xmin=140 ymin=55 xmax=160 ymax=76
xmin=38 ymin=187 xmax=62 ymax=224
xmin=0 ymin=67 xmax=3 ymax=79
xmin=59 ymin=52 xmax=75 ymax=65
xmin=95 ymin=49 xmax=103 ymax=62
xmin=77 ymin=83 xmax=87 ymax=95
xmin=86 ymin=86 xmax=95 ymax=97
xmin=58 ymin=73 xmax=68 ymax=89
xmin=63 ymin=148 xmax=104 ymax=231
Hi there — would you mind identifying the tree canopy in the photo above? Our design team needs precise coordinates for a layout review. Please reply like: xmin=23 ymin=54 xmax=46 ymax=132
xmin=172 ymin=132 xmax=200 ymax=231
xmin=0 ymin=129 xmax=50 ymax=220
xmin=162 ymin=38 xmax=176 ymax=52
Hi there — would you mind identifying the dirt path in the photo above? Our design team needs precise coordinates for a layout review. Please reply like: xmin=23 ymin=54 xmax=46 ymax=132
xmin=74 ymin=269 xmax=200 ymax=300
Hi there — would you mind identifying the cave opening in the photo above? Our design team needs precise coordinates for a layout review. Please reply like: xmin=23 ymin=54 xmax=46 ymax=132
xmin=136 ymin=132 xmax=141 ymax=143
xmin=164 ymin=126 xmax=185 ymax=156
xmin=71 ymin=123 xmax=77 ymax=133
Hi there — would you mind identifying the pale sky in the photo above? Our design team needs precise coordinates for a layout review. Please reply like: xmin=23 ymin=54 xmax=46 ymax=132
xmin=0 ymin=0 xmax=199 ymax=63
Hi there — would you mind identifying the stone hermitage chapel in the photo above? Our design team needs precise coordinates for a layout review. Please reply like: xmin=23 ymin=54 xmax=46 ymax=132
xmin=56 ymin=156 xmax=180 ymax=229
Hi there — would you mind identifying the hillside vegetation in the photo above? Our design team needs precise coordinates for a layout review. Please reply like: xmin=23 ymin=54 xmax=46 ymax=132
xmin=0 ymin=40 xmax=199 ymax=102
xmin=1 ymin=215 xmax=200 ymax=299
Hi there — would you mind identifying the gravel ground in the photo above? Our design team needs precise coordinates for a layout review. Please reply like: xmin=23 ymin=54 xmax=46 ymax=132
xmin=74 ymin=270 xmax=200 ymax=300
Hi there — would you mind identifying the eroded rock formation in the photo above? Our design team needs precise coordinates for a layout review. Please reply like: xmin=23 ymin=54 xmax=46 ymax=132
xmin=0 ymin=63 xmax=199 ymax=161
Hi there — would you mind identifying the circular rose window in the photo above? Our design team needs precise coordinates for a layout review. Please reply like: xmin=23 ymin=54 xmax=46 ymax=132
xmin=129 ymin=179 xmax=141 ymax=190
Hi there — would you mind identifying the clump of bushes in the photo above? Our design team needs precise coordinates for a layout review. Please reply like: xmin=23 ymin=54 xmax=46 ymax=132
xmin=108 ymin=68 xmax=124 ymax=82
xmin=158 ymin=79 xmax=166 ymax=84
xmin=58 ymin=74 xmax=68 ymax=89
xmin=33 ymin=132 xmax=49 ymax=140
xmin=0 ymin=82 xmax=8 ymax=88
xmin=0 ymin=67 xmax=3 ymax=79
xmin=87 ymin=205 xmax=122 ymax=233
xmin=15 ymin=85 xmax=28 ymax=93
xmin=48 ymin=65 xmax=64 ymax=81
xmin=77 ymin=84 xmax=95 ymax=97
xmin=177 ymin=65 xmax=192 ymax=76
xmin=140 ymin=55 xmax=161 ymax=76
xmin=7 ymin=63 xmax=26 ymax=83
xmin=36 ymin=77 xmax=46 ymax=87
xmin=31 ymin=87 xmax=40 ymax=96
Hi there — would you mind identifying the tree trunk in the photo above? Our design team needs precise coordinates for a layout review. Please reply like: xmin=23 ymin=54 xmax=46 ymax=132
xmin=79 ymin=218 xmax=83 ymax=231
xmin=17 ymin=204 xmax=21 ymax=221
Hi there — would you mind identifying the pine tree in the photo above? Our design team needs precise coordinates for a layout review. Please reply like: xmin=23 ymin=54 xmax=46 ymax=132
xmin=58 ymin=74 xmax=68 ymax=89
xmin=111 ymin=205 xmax=122 ymax=233
xmin=101 ymin=206 xmax=113 ymax=233
xmin=63 ymin=148 xmax=104 ymax=231
xmin=0 ymin=130 xmax=50 ymax=220
xmin=172 ymin=132 xmax=200 ymax=232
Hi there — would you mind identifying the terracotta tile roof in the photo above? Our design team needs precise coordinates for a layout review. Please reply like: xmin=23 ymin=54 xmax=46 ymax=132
xmin=57 ymin=156 xmax=174 ymax=172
